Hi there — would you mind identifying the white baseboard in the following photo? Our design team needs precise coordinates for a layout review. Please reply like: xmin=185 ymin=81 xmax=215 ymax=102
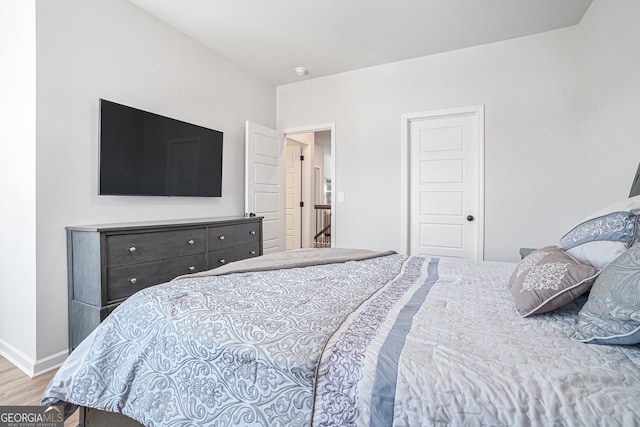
xmin=33 ymin=349 xmax=69 ymax=376
xmin=0 ymin=338 xmax=35 ymax=377
xmin=0 ymin=338 xmax=68 ymax=378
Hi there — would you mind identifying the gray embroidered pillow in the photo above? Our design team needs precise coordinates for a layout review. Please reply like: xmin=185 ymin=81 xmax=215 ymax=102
xmin=558 ymin=194 xmax=640 ymax=270
xmin=558 ymin=211 xmax=639 ymax=269
xmin=571 ymin=243 xmax=640 ymax=345
xmin=510 ymin=246 xmax=600 ymax=317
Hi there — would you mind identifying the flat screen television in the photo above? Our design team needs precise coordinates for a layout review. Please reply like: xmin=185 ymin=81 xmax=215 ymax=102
xmin=99 ymin=99 xmax=223 ymax=197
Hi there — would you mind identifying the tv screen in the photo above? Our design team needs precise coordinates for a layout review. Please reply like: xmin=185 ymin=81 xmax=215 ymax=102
xmin=99 ymin=99 xmax=223 ymax=197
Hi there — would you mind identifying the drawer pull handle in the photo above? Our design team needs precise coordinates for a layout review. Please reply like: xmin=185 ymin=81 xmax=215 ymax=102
xmin=189 ymin=266 xmax=195 ymax=271
xmin=250 ymin=231 xmax=256 ymax=235
xmin=250 ymin=250 xmax=256 ymax=255
xmin=188 ymin=239 xmax=194 ymax=245
xmin=219 ymin=235 xmax=225 ymax=240
xmin=219 ymin=259 xmax=226 ymax=264
xmin=129 ymin=278 xmax=137 ymax=285
xmin=129 ymin=246 xmax=136 ymax=253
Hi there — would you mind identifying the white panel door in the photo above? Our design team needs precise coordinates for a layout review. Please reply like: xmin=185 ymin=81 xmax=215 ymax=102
xmin=409 ymin=108 xmax=483 ymax=259
xmin=245 ymin=121 xmax=285 ymax=254
xmin=285 ymin=140 xmax=302 ymax=250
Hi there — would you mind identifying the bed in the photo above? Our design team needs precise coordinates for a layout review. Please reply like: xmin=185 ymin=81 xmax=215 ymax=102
xmin=43 ymin=242 xmax=640 ymax=426
xmin=43 ymin=167 xmax=640 ymax=426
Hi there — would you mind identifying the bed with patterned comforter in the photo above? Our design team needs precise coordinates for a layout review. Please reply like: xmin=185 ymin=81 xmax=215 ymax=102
xmin=43 ymin=249 xmax=640 ymax=426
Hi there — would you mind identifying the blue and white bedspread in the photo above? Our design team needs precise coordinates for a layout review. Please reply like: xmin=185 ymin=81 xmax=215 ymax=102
xmin=43 ymin=251 xmax=640 ymax=426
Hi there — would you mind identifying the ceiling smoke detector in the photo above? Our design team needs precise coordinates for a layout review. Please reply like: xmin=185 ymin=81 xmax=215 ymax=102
xmin=294 ymin=66 xmax=308 ymax=76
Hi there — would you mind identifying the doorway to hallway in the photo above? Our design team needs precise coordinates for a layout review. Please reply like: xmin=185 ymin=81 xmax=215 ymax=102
xmin=283 ymin=126 xmax=334 ymax=250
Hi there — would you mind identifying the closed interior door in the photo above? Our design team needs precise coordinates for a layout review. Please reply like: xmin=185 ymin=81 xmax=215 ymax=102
xmin=409 ymin=108 xmax=483 ymax=259
xmin=245 ymin=121 xmax=285 ymax=254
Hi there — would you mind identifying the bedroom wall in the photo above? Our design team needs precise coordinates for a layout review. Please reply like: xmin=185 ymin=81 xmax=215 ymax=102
xmin=0 ymin=0 xmax=38 ymax=373
xmin=278 ymin=26 xmax=580 ymax=262
xmin=276 ymin=0 xmax=640 ymax=262
xmin=28 ymin=0 xmax=275 ymax=371
xmin=574 ymin=0 xmax=640 ymax=209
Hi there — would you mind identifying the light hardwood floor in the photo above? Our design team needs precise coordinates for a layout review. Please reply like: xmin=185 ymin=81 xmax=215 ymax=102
xmin=0 ymin=356 xmax=79 ymax=427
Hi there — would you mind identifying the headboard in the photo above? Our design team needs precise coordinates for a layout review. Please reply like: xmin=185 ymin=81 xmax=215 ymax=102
xmin=630 ymin=162 xmax=640 ymax=197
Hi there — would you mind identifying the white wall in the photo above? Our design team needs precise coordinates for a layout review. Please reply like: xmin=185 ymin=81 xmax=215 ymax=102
xmin=575 ymin=0 xmax=640 ymax=209
xmin=0 ymin=0 xmax=38 ymax=374
xmin=278 ymin=27 xmax=580 ymax=261
xmin=27 ymin=0 xmax=275 ymax=370
xmin=277 ymin=0 xmax=640 ymax=262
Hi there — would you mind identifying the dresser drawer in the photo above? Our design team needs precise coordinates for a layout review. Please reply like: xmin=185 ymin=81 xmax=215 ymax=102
xmin=208 ymin=222 xmax=260 ymax=250
xmin=107 ymin=254 xmax=205 ymax=302
xmin=107 ymin=228 xmax=205 ymax=267
xmin=208 ymin=242 xmax=260 ymax=269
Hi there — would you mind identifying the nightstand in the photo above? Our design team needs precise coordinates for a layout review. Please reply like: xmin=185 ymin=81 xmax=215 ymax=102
xmin=519 ymin=248 xmax=536 ymax=259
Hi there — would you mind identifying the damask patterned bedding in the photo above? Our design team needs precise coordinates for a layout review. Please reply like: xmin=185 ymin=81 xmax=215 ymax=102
xmin=43 ymin=249 xmax=640 ymax=426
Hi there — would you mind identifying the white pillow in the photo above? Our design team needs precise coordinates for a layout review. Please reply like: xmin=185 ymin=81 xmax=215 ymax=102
xmin=562 ymin=241 xmax=626 ymax=270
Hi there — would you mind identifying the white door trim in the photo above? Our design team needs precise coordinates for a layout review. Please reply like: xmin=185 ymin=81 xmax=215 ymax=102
xmin=282 ymin=123 xmax=336 ymax=248
xmin=400 ymin=106 xmax=485 ymax=259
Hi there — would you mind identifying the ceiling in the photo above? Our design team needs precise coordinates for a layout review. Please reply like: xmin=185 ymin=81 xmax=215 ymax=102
xmin=127 ymin=0 xmax=593 ymax=86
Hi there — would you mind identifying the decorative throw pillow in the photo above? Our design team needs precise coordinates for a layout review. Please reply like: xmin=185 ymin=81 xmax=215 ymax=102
xmin=558 ymin=195 xmax=640 ymax=269
xmin=571 ymin=243 xmax=640 ymax=345
xmin=510 ymin=246 xmax=599 ymax=317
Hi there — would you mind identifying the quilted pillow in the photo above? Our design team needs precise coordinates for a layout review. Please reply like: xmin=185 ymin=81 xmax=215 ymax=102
xmin=558 ymin=195 xmax=640 ymax=269
xmin=510 ymin=246 xmax=599 ymax=317
xmin=571 ymin=243 xmax=640 ymax=345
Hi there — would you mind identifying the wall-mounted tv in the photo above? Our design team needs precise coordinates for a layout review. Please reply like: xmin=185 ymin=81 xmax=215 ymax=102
xmin=99 ymin=99 xmax=223 ymax=197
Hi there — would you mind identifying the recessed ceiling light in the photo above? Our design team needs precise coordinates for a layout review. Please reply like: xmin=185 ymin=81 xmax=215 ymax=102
xmin=294 ymin=66 xmax=308 ymax=76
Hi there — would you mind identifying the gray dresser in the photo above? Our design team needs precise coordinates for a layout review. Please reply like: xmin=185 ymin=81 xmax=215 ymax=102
xmin=67 ymin=216 xmax=263 ymax=352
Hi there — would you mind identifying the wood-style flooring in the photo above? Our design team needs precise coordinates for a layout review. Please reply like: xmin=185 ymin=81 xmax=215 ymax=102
xmin=0 ymin=356 xmax=79 ymax=427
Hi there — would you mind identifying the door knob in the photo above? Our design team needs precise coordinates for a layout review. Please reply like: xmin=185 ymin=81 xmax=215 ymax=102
xmin=466 ymin=215 xmax=474 ymax=222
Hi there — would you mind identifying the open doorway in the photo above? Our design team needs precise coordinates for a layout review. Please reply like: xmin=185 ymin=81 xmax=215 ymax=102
xmin=283 ymin=126 xmax=335 ymax=250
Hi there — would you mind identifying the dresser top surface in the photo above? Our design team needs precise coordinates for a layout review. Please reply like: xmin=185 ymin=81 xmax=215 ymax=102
xmin=66 ymin=216 xmax=262 ymax=232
